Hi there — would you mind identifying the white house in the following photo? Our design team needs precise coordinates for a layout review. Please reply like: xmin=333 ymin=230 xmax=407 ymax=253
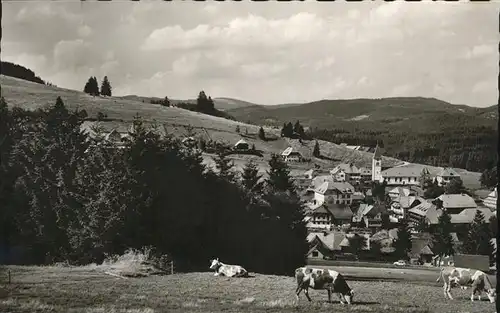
xmin=482 ymin=188 xmax=497 ymax=211
xmin=435 ymin=193 xmax=477 ymax=214
xmin=380 ymin=166 xmax=426 ymax=186
xmin=435 ymin=168 xmax=461 ymax=187
xmin=281 ymin=147 xmax=303 ymax=162
xmin=313 ymin=178 xmax=355 ymax=206
xmin=330 ymin=163 xmax=361 ymax=182
xmin=234 ymin=139 xmax=249 ymax=150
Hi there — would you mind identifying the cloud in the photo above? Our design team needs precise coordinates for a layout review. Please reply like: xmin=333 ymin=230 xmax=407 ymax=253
xmin=2 ymin=1 xmax=499 ymax=107
xmin=78 ymin=24 xmax=92 ymax=38
xmin=142 ymin=12 xmax=337 ymax=51
xmin=461 ymin=44 xmax=496 ymax=59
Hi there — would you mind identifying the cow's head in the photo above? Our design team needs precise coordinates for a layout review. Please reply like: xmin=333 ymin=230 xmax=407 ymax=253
xmin=344 ymin=289 xmax=354 ymax=304
xmin=209 ymin=258 xmax=221 ymax=270
xmin=486 ymin=288 xmax=496 ymax=303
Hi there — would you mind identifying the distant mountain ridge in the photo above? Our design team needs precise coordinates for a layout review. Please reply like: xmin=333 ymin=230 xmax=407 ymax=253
xmin=225 ymin=97 xmax=497 ymax=131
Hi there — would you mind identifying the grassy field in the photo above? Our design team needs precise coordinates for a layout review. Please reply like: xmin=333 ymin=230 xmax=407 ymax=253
xmin=0 ymin=265 xmax=496 ymax=313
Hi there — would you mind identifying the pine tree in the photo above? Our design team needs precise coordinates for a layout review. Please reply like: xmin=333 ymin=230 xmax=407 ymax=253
xmin=162 ymin=96 xmax=171 ymax=107
xmin=313 ymin=140 xmax=320 ymax=157
xmin=432 ymin=209 xmax=455 ymax=263
xmin=444 ymin=177 xmax=467 ymax=194
xmin=100 ymin=76 xmax=112 ymax=97
xmin=293 ymin=121 xmax=301 ymax=135
xmin=463 ymin=210 xmax=493 ymax=257
xmin=213 ymin=148 xmax=236 ymax=182
xmin=348 ymin=234 xmax=367 ymax=258
xmin=241 ymin=160 xmax=263 ymax=193
xmin=394 ymin=218 xmax=413 ymax=260
xmin=83 ymin=78 xmax=92 ymax=94
xmin=414 ymin=217 xmax=429 ymax=233
xmin=258 ymin=127 xmax=265 ymax=140
xmin=266 ymin=154 xmax=295 ymax=194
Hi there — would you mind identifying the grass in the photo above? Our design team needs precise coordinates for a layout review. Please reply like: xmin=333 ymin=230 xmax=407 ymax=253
xmin=0 ymin=264 xmax=496 ymax=313
xmin=0 ymin=74 xmax=482 ymax=189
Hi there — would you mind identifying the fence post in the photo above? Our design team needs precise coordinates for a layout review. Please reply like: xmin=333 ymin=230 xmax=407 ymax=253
xmin=170 ymin=260 xmax=174 ymax=275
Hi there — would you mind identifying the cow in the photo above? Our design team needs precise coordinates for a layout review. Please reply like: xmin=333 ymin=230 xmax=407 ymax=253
xmin=209 ymin=258 xmax=249 ymax=277
xmin=436 ymin=266 xmax=496 ymax=303
xmin=295 ymin=267 xmax=354 ymax=304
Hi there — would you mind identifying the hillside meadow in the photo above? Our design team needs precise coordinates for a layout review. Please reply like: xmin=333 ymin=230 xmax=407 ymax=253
xmin=0 ymin=74 xmax=483 ymax=189
xmin=0 ymin=265 xmax=496 ymax=313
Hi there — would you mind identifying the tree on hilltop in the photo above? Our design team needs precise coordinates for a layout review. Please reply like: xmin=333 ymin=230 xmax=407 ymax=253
xmin=313 ymin=140 xmax=320 ymax=157
xmin=100 ymin=76 xmax=112 ymax=97
xmin=84 ymin=76 xmax=100 ymax=96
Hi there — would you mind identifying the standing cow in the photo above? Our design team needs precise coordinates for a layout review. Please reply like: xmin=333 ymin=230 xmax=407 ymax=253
xmin=209 ymin=258 xmax=249 ymax=277
xmin=295 ymin=267 xmax=354 ymax=304
xmin=436 ymin=266 xmax=496 ymax=303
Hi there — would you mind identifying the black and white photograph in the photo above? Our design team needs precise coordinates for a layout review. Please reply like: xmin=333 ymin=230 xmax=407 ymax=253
xmin=0 ymin=1 xmax=498 ymax=312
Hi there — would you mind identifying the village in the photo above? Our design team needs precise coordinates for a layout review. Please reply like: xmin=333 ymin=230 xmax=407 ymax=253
xmin=84 ymin=122 xmax=497 ymax=271
xmin=292 ymin=146 xmax=497 ymax=270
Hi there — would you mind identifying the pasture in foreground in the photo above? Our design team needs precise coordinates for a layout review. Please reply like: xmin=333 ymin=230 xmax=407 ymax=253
xmin=0 ymin=265 xmax=496 ymax=313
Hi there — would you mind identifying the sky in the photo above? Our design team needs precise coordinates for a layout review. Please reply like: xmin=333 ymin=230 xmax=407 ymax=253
xmin=2 ymin=1 xmax=499 ymax=107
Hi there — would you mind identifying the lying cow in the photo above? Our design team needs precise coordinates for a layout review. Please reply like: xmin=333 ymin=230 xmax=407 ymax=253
xmin=209 ymin=258 xmax=248 ymax=277
xmin=436 ymin=266 xmax=496 ymax=303
xmin=295 ymin=267 xmax=354 ymax=304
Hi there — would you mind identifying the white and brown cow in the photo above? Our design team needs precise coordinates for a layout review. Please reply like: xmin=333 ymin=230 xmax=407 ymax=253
xmin=436 ymin=266 xmax=496 ymax=303
xmin=295 ymin=267 xmax=354 ymax=304
xmin=209 ymin=258 xmax=249 ymax=277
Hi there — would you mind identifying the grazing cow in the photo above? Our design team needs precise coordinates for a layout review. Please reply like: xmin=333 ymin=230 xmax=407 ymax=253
xmin=209 ymin=258 xmax=248 ymax=277
xmin=436 ymin=266 xmax=496 ymax=303
xmin=295 ymin=267 xmax=354 ymax=304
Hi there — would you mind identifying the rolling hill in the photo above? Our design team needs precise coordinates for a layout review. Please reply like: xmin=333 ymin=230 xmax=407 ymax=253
xmin=0 ymin=74 xmax=401 ymax=167
xmin=226 ymin=97 xmax=497 ymax=131
xmin=121 ymin=95 xmax=259 ymax=111
xmin=0 ymin=74 xmax=484 ymax=189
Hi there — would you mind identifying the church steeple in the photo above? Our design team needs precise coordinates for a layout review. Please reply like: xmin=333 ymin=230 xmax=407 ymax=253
xmin=372 ymin=143 xmax=382 ymax=182
xmin=373 ymin=143 xmax=382 ymax=160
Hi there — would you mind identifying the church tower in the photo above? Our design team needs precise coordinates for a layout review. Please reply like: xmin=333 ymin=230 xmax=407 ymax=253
xmin=372 ymin=144 xmax=382 ymax=182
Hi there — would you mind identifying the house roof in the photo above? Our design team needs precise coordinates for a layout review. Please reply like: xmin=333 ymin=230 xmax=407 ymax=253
xmin=410 ymin=237 xmax=434 ymax=257
xmin=381 ymin=165 xmax=426 ymax=178
xmin=330 ymin=163 xmax=360 ymax=175
xmin=282 ymin=147 xmax=301 ymax=156
xmin=352 ymin=192 xmax=365 ymax=200
xmin=408 ymin=202 xmax=440 ymax=224
xmin=339 ymin=238 xmax=350 ymax=247
xmin=315 ymin=181 xmax=355 ymax=195
xmin=365 ymin=203 xmax=386 ymax=218
xmin=234 ymin=139 xmax=248 ymax=147
xmin=303 ymin=169 xmax=314 ymax=177
xmin=389 ymin=187 xmax=411 ymax=197
xmin=437 ymin=167 xmax=460 ymax=177
xmin=437 ymin=194 xmax=477 ymax=209
xmin=327 ymin=204 xmax=354 ymax=220
xmin=409 ymin=185 xmax=425 ymax=197
xmin=354 ymin=204 xmax=373 ymax=220
xmin=450 ymin=208 xmax=495 ymax=224
xmin=393 ymin=196 xmax=424 ymax=209
xmin=307 ymin=231 xmax=345 ymax=251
